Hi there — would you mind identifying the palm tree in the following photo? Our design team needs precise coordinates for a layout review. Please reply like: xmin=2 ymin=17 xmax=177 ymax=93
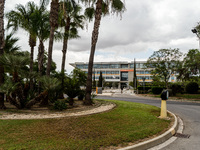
xmin=6 ymin=2 xmax=38 ymax=89
xmin=0 ymin=53 xmax=30 ymax=109
xmin=46 ymin=0 xmax=59 ymax=76
xmin=32 ymin=6 xmax=50 ymax=77
xmin=4 ymin=32 xmax=21 ymax=54
xmin=6 ymin=2 xmax=38 ymax=72
xmin=0 ymin=0 xmax=6 ymax=109
xmin=26 ymin=76 xmax=61 ymax=108
xmin=81 ymin=0 xmax=125 ymax=105
xmin=58 ymin=1 xmax=84 ymax=91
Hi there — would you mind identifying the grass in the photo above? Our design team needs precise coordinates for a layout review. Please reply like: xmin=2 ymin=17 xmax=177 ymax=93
xmin=0 ymin=100 xmax=171 ymax=150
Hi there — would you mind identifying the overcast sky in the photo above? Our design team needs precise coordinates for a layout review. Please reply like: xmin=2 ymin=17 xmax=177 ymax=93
xmin=4 ymin=0 xmax=200 ymax=73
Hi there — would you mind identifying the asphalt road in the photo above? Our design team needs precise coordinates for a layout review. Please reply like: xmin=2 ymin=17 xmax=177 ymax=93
xmin=96 ymin=94 xmax=200 ymax=150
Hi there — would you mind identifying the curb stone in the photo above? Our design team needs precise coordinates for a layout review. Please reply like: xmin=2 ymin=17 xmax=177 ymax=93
xmin=118 ymin=111 xmax=178 ymax=150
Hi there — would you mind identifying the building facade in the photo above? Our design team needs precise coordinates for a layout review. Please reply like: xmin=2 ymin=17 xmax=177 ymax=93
xmin=70 ymin=61 xmax=177 ymax=88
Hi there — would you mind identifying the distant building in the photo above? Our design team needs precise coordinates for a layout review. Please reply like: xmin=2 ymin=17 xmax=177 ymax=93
xmin=70 ymin=61 xmax=177 ymax=88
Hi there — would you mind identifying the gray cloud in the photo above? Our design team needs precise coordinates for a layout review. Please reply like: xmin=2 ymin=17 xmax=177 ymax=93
xmin=5 ymin=0 xmax=200 ymax=73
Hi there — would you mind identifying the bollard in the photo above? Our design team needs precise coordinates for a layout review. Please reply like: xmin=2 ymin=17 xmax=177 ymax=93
xmin=160 ymin=90 xmax=168 ymax=119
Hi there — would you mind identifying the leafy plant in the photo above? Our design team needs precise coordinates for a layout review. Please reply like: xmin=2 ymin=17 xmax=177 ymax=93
xmin=152 ymin=87 xmax=164 ymax=95
xmin=53 ymin=100 xmax=67 ymax=111
xmin=186 ymin=82 xmax=199 ymax=94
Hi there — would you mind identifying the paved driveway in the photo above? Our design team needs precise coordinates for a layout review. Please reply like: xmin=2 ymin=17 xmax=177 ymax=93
xmin=97 ymin=93 xmax=200 ymax=150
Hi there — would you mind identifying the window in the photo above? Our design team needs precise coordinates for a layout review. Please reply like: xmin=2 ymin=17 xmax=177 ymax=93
xmin=110 ymin=64 xmax=120 ymax=68
xmin=106 ymin=71 xmax=111 ymax=74
xmin=102 ymin=64 xmax=110 ymax=68
xmin=93 ymin=64 xmax=101 ymax=69
xmin=121 ymin=72 xmax=128 ymax=81
xmin=121 ymin=64 xmax=128 ymax=68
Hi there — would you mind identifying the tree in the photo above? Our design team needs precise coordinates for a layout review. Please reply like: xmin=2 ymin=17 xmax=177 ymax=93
xmin=32 ymin=5 xmax=50 ymax=77
xmin=146 ymin=48 xmax=183 ymax=89
xmin=4 ymin=32 xmax=21 ymax=54
xmin=59 ymin=1 xmax=84 ymax=73
xmin=133 ymin=58 xmax=137 ymax=89
xmin=98 ymin=71 xmax=103 ymax=87
xmin=0 ymin=0 xmax=6 ymax=109
xmin=82 ymin=0 xmax=126 ymax=105
xmin=26 ymin=76 xmax=61 ymax=108
xmin=64 ymin=68 xmax=87 ymax=106
xmin=192 ymin=22 xmax=200 ymax=50
xmin=0 ymin=53 xmax=30 ymax=109
xmin=58 ymin=1 xmax=84 ymax=91
xmin=6 ymin=2 xmax=38 ymax=75
xmin=46 ymin=0 xmax=59 ymax=76
xmin=176 ymin=49 xmax=200 ymax=82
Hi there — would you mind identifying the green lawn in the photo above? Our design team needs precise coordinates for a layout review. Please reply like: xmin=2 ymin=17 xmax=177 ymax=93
xmin=0 ymin=100 xmax=171 ymax=150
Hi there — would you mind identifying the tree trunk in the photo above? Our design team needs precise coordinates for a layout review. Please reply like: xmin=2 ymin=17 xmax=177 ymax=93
xmin=26 ymin=90 xmax=48 ymax=108
xmin=61 ymin=21 xmax=70 ymax=73
xmin=46 ymin=26 xmax=55 ymax=76
xmin=61 ymin=17 xmax=70 ymax=92
xmin=46 ymin=0 xmax=59 ymax=76
xmin=38 ymin=40 xmax=44 ymax=93
xmin=29 ymin=35 xmax=36 ymax=90
xmin=84 ymin=0 xmax=102 ymax=105
xmin=0 ymin=0 xmax=6 ymax=109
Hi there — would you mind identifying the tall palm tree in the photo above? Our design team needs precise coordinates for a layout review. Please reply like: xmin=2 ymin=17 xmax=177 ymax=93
xmin=6 ymin=2 xmax=38 ymax=72
xmin=59 ymin=1 xmax=84 ymax=73
xmin=81 ymin=0 xmax=125 ymax=105
xmin=6 ymin=2 xmax=38 ymax=89
xmin=46 ymin=0 xmax=59 ymax=76
xmin=0 ymin=0 xmax=6 ymax=109
xmin=58 ymin=1 xmax=84 ymax=92
xmin=32 ymin=6 xmax=50 ymax=76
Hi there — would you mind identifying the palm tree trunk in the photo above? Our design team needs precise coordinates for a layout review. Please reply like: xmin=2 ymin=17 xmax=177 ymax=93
xmin=0 ymin=0 xmax=6 ymax=109
xmin=84 ymin=0 xmax=102 ymax=105
xmin=61 ymin=17 xmax=70 ymax=73
xmin=61 ymin=17 xmax=70 ymax=93
xmin=38 ymin=40 xmax=44 ymax=93
xmin=29 ymin=35 xmax=36 ymax=90
xmin=46 ymin=0 xmax=59 ymax=76
xmin=26 ymin=90 xmax=48 ymax=108
xmin=46 ymin=26 xmax=55 ymax=76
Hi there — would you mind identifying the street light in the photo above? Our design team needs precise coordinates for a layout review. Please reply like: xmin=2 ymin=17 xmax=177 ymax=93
xmin=192 ymin=28 xmax=200 ymax=50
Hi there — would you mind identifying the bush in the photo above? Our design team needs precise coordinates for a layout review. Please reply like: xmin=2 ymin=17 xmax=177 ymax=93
xmin=186 ymin=82 xmax=199 ymax=94
xmin=152 ymin=87 xmax=163 ymax=95
xmin=78 ymin=90 xmax=85 ymax=100
xmin=53 ymin=100 xmax=67 ymax=111
xmin=170 ymin=83 xmax=183 ymax=96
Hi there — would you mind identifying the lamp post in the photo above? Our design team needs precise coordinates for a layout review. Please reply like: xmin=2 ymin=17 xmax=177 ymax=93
xmin=192 ymin=28 xmax=200 ymax=50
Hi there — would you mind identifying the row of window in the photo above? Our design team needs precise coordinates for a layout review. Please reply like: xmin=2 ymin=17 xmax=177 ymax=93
xmin=137 ymin=76 xmax=152 ymax=80
xmin=94 ymin=76 xmax=120 ymax=80
xmin=136 ymin=71 xmax=151 ymax=74
xmin=76 ymin=63 xmax=153 ymax=69
xmin=93 ymin=71 xmax=119 ymax=75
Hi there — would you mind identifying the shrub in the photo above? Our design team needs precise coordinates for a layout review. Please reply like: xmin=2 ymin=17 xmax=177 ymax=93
xmin=152 ymin=87 xmax=163 ymax=95
xmin=53 ymin=100 xmax=67 ymax=111
xmin=186 ymin=82 xmax=199 ymax=94
xmin=78 ymin=90 xmax=85 ymax=100
xmin=170 ymin=83 xmax=183 ymax=96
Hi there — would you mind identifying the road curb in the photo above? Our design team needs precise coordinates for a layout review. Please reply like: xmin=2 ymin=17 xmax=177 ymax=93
xmin=118 ymin=111 xmax=178 ymax=150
